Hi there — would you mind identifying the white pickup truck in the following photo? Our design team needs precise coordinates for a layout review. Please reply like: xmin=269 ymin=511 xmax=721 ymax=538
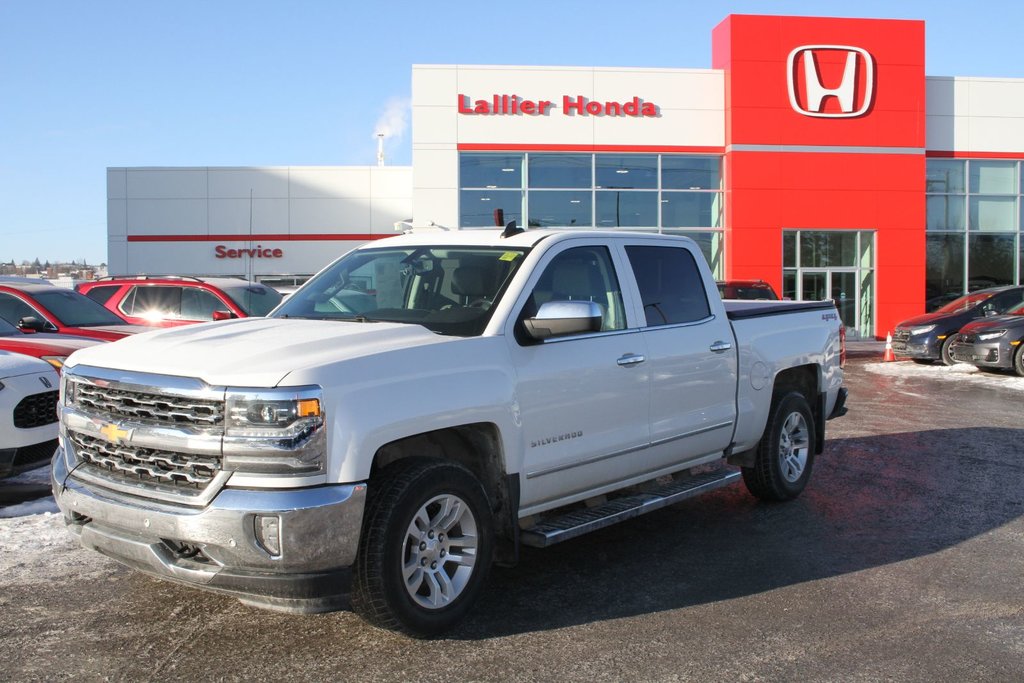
xmin=52 ymin=229 xmax=847 ymax=636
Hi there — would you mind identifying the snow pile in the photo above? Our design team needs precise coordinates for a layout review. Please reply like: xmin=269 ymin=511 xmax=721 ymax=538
xmin=864 ymin=360 xmax=1024 ymax=391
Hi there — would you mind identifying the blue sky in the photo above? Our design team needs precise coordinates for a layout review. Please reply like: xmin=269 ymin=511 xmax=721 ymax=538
xmin=2 ymin=0 xmax=1023 ymax=265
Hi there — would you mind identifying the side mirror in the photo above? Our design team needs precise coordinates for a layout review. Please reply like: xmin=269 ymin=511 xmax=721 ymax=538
xmin=523 ymin=301 xmax=602 ymax=341
xmin=212 ymin=310 xmax=238 ymax=321
xmin=17 ymin=316 xmax=46 ymax=333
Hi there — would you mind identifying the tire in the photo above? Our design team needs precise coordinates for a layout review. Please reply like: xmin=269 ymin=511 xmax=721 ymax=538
xmin=939 ymin=336 xmax=957 ymax=366
xmin=1014 ymin=343 xmax=1024 ymax=377
xmin=351 ymin=458 xmax=494 ymax=637
xmin=742 ymin=391 xmax=816 ymax=502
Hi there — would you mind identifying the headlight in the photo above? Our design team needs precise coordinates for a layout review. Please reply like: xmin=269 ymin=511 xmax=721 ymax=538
xmin=909 ymin=324 xmax=936 ymax=336
xmin=977 ymin=329 xmax=1007 ymax=341
xmin=223 ymin=386 xmax=325 ymax=475
xmin=41 ymin=355 xmax=67 ymax=372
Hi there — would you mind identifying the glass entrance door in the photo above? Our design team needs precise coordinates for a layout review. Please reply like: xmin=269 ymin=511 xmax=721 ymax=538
xmin=800 ymin=270 xmax=859 ymax=337
xmin=785 ymin=230 xmax=875 ymax=339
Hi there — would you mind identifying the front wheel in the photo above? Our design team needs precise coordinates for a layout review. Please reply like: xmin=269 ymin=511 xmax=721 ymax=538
xmin=940 ymin=336 xmax=957 ymax=366
xmin=742 ymin=391 xmax=816 ymax=502
xmin=1014 ymin=343 xmax=1024 ymax=377
xmin=351 ymin=458 xmax=494 ymax=637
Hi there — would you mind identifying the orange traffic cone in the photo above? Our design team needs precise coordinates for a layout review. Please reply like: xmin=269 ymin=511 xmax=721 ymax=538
xmin=883 ymin=331 xmax=896 ymax=362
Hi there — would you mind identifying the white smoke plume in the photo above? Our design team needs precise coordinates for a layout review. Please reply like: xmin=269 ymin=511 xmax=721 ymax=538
xmin=374 ymin=96 xmax=410 ymax=140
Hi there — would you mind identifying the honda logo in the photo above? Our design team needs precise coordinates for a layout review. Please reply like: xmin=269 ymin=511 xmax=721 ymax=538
xmin=787 ymin=45 xmax=874 ymax=118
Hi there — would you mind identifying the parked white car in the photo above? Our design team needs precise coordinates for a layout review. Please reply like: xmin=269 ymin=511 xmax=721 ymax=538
xmin=1 ymin=351 xmax=60 ymax=478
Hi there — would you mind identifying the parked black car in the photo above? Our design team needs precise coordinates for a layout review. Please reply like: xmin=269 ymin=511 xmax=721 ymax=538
xmin=892 ymin=286 xmax=1024 ymax=365
xmin=947 ymin=302 xmax=1024 ymax=375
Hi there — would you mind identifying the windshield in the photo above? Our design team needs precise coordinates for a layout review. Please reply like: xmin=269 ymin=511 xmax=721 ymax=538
xmin=34 ymin=289 xmax=128 ymax=327
xmin=222 ymin=283 xmax=283 ymax=316
xmin=1007 ymin=302 xmax=1024 ymax=316
xmin=933 ymin=291 xmax=995 ymax=315
xmin=272 ymin=245 xmax=530 ymax=336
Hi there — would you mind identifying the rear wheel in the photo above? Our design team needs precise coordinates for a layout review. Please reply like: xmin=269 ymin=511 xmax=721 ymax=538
xmin=743 ymin=392 xmax=816 ymax=502
xmin=351 ymin=458 xmax=493 ymax=637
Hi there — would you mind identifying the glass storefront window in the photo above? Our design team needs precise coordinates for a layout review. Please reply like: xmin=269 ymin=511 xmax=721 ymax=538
xmin=968 ymin=233 xmax=1015 ymax=288
xmin=783 ymin=232 xmax=797 ymax=268
xmin=460 ymin=153 xmax=523 ymax=189
xmin=528 ymin=191 xmax=592 ymax=228
xmin=663 ymin=156 xmax=721 ymax=190
xmin=925 ymin=234 xmax=965 ymax=311
xmin=595 ymin=155 xmax=657 ymax=189
xmin=459 ymin=190 xmax=523 ymax=228
xmin=969 ymin=160 xmax=1016 ymax=194
xmin=926 ymin=160 xmax=965 ymax=193
xmin=596 ymin=191 xmax=657 ymax=228
xmin=528 ymin=154 xmax=591 ymax=188
xmin=661 ymin=192 xmax=722 ymax=228
xmin=798 ymin=231 xmax=858 ymax=268
xmin=969 ymin=196 xmax=1016 ymax=231
xmin=926 ymin=195 xmax=965 ymax=231
xmin=667 ymin=230 xmax=723 ymax=278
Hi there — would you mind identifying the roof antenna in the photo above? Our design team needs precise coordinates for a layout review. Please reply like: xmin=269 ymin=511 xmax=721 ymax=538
xmin=500 ymin=220 xmax=524 ymax=239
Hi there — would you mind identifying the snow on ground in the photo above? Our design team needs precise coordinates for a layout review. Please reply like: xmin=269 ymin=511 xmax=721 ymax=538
xmin=863 ymin=359 xmax=1024 ymax=391
xmin=0 ymin=463 xmax=58 ymax=519
xmin=0 ymin=464 xmax=109 ymax=582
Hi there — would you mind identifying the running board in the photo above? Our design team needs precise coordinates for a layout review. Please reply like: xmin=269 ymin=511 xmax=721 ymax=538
xmin=519 ymin=469 xmax=741 ymax=548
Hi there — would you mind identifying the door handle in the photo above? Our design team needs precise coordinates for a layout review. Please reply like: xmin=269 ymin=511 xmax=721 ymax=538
xmin=617 ymin=353 xmax=646 ymax=367
xmin=709 ymin=341 xmax=733 ymax=353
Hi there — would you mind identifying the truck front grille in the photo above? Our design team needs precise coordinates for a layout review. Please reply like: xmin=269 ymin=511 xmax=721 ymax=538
xmin=75 ymin=383 xmax=223 ymax=427
xmin=69 ymin=431 xmax=221 ymax=490
xmin=14 ymin=390 xmax=59 ymax=428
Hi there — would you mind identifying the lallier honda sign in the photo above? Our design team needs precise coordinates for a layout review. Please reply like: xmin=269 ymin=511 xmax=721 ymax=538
xmin=457 ymin=94 xmax=659 ymax=117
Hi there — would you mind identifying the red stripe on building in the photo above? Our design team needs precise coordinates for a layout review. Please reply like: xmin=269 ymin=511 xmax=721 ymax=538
xmin=127 ymin=233 xmax=390 ymax=242
xmin=457 ymin=143 xmax=726 ymax=153
xmin=926 ymin=150 xmax=1024 ymax=159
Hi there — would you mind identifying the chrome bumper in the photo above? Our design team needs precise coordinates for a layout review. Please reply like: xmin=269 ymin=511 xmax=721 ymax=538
xmin=51 ymin=447 xmax=366 ymax=613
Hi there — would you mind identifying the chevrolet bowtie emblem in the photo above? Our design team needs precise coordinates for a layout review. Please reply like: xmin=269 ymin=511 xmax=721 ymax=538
xmin=99 ymin=423 xmax=131 ymax=444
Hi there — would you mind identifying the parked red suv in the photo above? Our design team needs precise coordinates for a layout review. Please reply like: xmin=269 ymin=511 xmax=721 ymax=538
xmin=77 ymin=276 xmax=283 ymax=327
xmin=0 ymin=279 xmax=145 ymax=341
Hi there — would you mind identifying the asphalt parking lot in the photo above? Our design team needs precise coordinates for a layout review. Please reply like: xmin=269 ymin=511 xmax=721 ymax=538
xmin=2 ymin=353 xmax=1022 ymax=682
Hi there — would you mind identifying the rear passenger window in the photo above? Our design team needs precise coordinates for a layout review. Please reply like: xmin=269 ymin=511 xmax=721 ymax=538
xmin=625 ymin=245 xmax=711 ymax=326
xmin=124 ymin=286 xmax=182 ymax=318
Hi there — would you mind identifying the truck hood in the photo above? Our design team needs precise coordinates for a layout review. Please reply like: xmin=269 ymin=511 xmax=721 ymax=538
xmin=63 ymin=317 xmax=455 ymax=387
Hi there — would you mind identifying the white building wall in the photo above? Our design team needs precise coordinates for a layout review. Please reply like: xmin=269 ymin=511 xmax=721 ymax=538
xmin=109 ymin=166 xmax=412 ymax=277
xmin=411 ymin=64 xmax=725 ymax=229
xmin=926 ymin=76 xmax=1024 ymax=152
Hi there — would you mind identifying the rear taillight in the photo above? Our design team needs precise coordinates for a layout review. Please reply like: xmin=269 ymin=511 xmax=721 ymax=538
xmin=839 ymin=325 xmax=847 ymax=368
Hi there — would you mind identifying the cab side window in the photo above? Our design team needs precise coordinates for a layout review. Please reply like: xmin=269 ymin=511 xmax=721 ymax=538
xmin=528 ymin=246 xmax=626 ymax=332
xmin=625 ymin=245 xmax=711 ymax=326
